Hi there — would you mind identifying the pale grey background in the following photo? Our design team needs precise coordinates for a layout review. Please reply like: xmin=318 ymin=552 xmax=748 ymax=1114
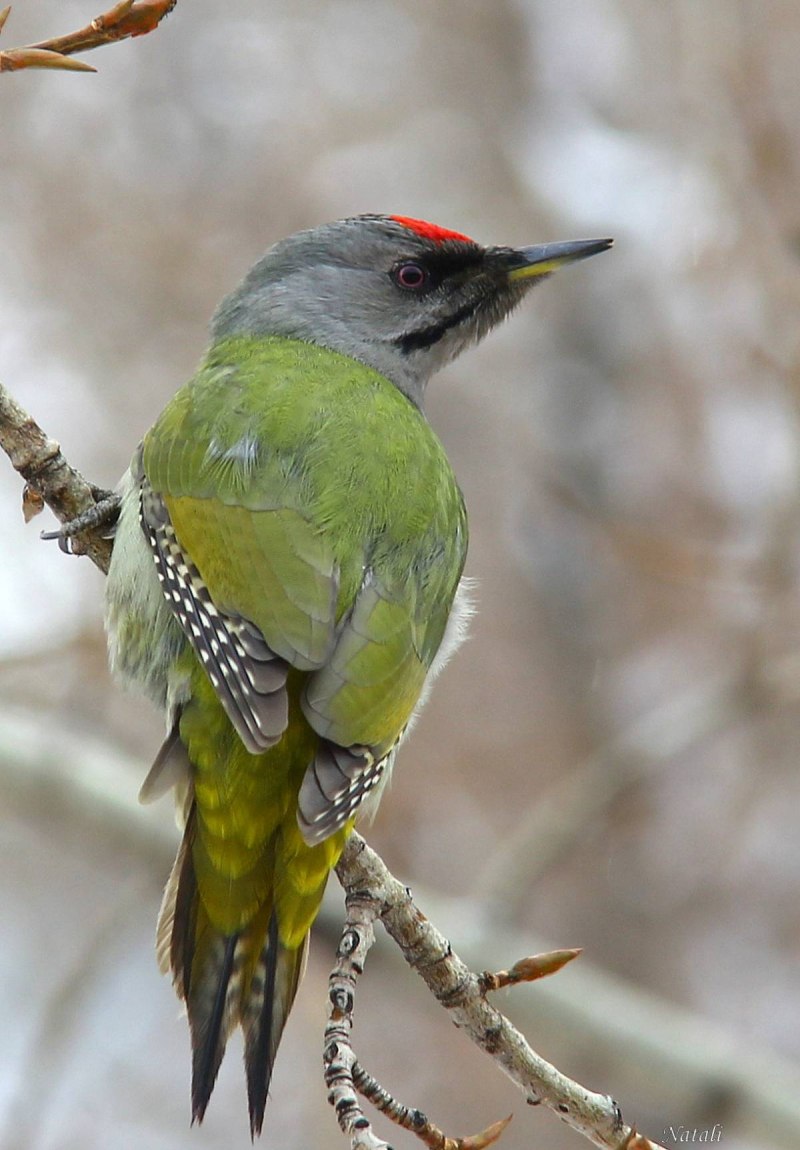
xmin=3 ymin=3 xmax=800 ymax=1148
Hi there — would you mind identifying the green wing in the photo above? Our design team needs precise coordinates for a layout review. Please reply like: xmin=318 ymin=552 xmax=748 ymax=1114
xmin=141 ymin=336 xmax=468 ymax=839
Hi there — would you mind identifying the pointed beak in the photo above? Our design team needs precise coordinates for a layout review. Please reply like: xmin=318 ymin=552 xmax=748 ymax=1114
xmin=503 ymin=237 xmax=613 ymax=282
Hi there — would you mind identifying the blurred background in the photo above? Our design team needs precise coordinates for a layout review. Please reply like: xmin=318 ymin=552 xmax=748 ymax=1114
xmin=3 ymin=2 xmax=800 ymax=1148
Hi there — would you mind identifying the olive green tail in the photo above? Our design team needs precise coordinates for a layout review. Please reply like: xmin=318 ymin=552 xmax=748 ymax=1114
xmin=157 ymin=804 xmax=308 ymax=1136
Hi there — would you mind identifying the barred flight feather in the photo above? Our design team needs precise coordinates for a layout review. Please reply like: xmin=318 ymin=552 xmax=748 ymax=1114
xmin=297 ymin=740 xmax=388 ymax=846
xmin=140 ymin=485 xmax=289 ymax=753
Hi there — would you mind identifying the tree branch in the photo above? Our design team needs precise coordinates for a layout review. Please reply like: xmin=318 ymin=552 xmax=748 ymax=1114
xmin=325 ymin=884 xmax=511 ymax=1150
xmin=0 ymin=385 xmax=673 ymax=1148
xmin=0 ymin=0 xmax=176 ymax=74
xmin=335 ymin=834 xmax=665 ymax=1150
xmin=351 ymin=1063 xmax=512 ymax=1150
xmin=5 ymin=700 xmax=800 ymax=1148
xmin=0 ymin=382 xmax=115 ymax=571
xmin=324 ymin=883 xmax=390 ymax=1150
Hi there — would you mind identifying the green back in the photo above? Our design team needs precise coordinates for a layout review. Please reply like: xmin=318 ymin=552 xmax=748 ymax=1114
xmin=142 ymin=335 xmax=467 ymax=755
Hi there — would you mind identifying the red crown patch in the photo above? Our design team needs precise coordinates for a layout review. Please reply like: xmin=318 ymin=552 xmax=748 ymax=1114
xmin=390 ymin=215 xmax=474 ymax=245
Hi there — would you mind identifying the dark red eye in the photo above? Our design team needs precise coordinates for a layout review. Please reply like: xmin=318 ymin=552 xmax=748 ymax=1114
xmin=393 ymin=261 xmax=429 ymax=291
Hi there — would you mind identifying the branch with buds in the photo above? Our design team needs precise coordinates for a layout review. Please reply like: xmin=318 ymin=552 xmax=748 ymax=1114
xmin=0 ymin=0 xmax=176 ymax=74
xmin=332 ymin=834 xmax=663 ymax=1150
xmin=0 ymin=382 xmax=666 ymax=1150
xmin=325 ymin=860 xmax=512 ymax=1150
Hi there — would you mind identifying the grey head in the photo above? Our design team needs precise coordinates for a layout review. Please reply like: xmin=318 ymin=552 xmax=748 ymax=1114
xmin=212 ymin=214 xmax=612 ymax=407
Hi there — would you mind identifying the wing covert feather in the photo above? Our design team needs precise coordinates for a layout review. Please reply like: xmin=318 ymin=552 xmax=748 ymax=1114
xmin=139 ymin=337 xmax=468 ymax=842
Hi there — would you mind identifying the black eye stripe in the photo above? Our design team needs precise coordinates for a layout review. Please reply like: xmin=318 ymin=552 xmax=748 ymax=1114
xmin=390 ymin=243 xmax=485 ymax=294
xmin=418 ymin=244 xmax=485 ymax=277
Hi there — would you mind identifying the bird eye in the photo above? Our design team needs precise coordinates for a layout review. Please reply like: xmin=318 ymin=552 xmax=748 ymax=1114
xmin=392 ymin=261 xmax=429 ymax=292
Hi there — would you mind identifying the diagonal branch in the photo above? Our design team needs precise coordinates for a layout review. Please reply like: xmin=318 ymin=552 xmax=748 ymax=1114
xmin=0 ymin=382 xmax=665 ymax=1149
xmin=335 ymin=834 xmax=667 ymax=1150
xmin=0 ymin=382 xmax=115 ymax=571
xmin=325 ymin=887 xmax=511 ymax=1150
xmin=352 ymin=1062 xmax=512 ymax=1150
xmin=0 ymin=0 xmax=176 ymax=74
xmin=324 ymin=887 xmax=390 ymax=1150
xmin=3 ymin=697 xmax=800 ymax=1148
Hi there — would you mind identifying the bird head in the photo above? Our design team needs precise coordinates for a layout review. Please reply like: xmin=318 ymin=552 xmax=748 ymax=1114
xmin=212 ymin=214 xmax=612 ymax=406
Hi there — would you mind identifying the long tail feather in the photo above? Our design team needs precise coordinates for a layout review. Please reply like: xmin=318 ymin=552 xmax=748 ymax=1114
xmin=156 ymin=804 xmax=197 ymax=993
xmin=243 ymin=914 xmax=308 ymax=1137
xmin=158 ymin=804 xmax=240 ymax=1124
xmin=158 ymin=802 xmax=309 ymax=1132
xmin=245 ymin=912 xmax=280 ymax=1136
xmin=190 ymin=930 xmax=239 ymax=1124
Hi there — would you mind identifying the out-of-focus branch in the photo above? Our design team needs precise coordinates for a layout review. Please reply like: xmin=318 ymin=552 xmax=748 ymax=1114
xmin=475 ymin=672 xmax=743 ymax=913
xmin=0 ymin=0 xmax=176 ymax=74
xmin=0 ymin=382 xmax=114 ymax=571
xmin=335 ymin=834 xmax=666 ymax=1150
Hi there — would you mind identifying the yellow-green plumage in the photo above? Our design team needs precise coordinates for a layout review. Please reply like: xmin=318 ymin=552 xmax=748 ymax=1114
xmin=103 ymin=215 xmax=610 ymax=1134
xmin=107 ymin=334 xmax=467 ymax=1132
xmin=180 ymin=664 xmax=346 ymax=942
xmin=171 ymin=661 xmax=352 ymax=1127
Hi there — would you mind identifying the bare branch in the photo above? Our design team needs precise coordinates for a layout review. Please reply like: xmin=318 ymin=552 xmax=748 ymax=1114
xmin=335 ymin=834 xmax=667 ymax=1150
xmin=0 ymin=387 xmax=710 ymax=1148
xmin=0 ymin=382 xmax=114 ymax=572
xmin=5 ymin=697 xmax=800 ymax=1146
xmin=325 ymin=886 xmax=512 ymax=1150
xmin=353 ymin=1064 xmax=512 ymax=1150
xmin=4 ymin=699 xmax=800 ymax=1150
xmin=324 ymin=889 xmax=391 ymax=1150
xmin=0 ymin=0 xmax=176 ymax=74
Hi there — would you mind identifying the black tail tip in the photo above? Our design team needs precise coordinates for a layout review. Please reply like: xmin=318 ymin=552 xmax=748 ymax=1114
xmin=247 ymin=1059 xmax=270 ymax=1139
xmin=249 ymin=1105 xmax=266 ymax=1141
xmin=191 ymin=1097 xmax=209 ymax=1128
xmin=192 ymin=1065 xmax=268 ymax=1137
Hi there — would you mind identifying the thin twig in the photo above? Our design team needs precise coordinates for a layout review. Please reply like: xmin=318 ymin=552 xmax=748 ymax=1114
xmin=324 ymin=890 xmax=391 ymax=1150
xmin=336 ymin=835 xmax=667 ymax=1150
xmin=0 ymin=0 xmax=176 ymax=73
xmin=352 ymin=1063 xmax=512 ymax=1150
xmin=0 ymin=382 xmax=115 ymax=571
xmin=325 ymin=888 xmax=512 ymax=1150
